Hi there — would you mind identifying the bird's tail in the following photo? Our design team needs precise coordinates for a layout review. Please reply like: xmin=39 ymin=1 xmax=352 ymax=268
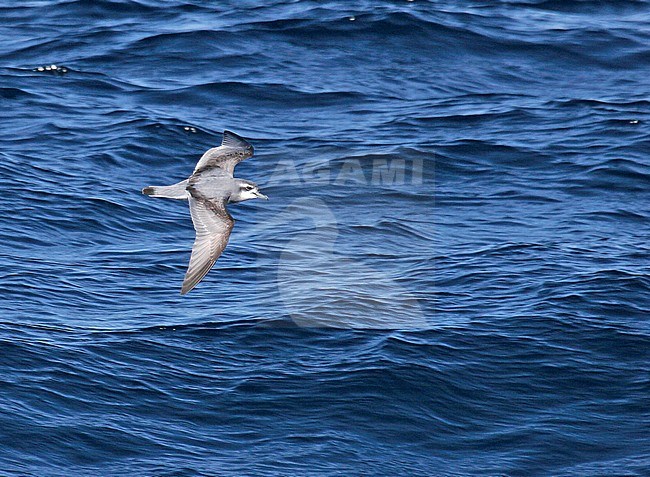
xmin=142 ymin=180 xmax=189 ymax=199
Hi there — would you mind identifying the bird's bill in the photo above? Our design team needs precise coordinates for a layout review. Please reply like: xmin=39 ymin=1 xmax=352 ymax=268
xmin=254 ymin=190 xmax=269 ymax=200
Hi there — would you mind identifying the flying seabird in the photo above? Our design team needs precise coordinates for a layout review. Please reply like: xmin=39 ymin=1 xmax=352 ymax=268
xmin=142 ymin=130 xmax=267 ymax=295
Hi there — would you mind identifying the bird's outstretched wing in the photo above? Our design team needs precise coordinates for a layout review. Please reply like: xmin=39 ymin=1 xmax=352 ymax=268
xmin=193 ymin=130 xmax=254 ymax=175
xmin=181 ymin=196 xmax=234 ymax=295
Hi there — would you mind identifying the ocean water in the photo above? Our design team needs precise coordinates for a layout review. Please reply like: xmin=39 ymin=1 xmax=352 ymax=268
xmin=1 ymin=0 xmax=649 ymax=475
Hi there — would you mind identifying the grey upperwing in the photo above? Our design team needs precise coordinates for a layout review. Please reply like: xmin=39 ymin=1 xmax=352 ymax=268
xmin=193 ymin=130 xmax=254 ymax=175
xmin=180 ymin=196 xmax=234 ymax=295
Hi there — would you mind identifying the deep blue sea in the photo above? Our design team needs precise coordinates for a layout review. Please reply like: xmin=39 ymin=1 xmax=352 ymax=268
xmin=1 ymin=1 xmax=649 ymax=475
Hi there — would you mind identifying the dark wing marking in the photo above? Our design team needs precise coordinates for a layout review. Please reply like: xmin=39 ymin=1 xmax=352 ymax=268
xmin=193 ymin=130 xmax=254 ymax=175
xmin=180 ymin=196 xmax=234 ymax=295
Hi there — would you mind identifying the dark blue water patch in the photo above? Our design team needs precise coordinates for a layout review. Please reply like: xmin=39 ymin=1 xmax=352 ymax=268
xmin=510 ymin=0 xmax=649 ymax=14
xmin=0 ymin=321 xmax=648 ymax=475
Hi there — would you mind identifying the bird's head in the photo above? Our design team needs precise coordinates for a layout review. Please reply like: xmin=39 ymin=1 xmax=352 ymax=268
xmin=230 ymin=179 xmax=268 ymax=203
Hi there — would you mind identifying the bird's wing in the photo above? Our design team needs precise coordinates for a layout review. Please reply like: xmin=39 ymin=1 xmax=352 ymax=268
xmin=181 ymin=196 xmax=234 ymax=295
xmin=193 ymin=130 xmax=254 ymax=175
